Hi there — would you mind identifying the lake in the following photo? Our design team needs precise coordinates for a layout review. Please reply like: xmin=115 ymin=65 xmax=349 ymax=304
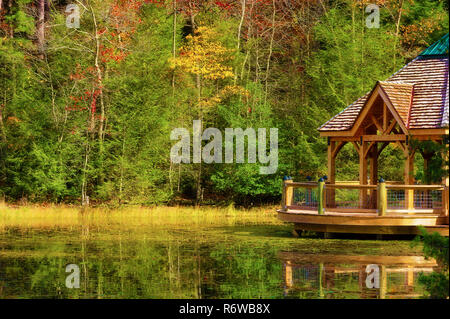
xmin=0 ymin=205 xmax=433 ymax=299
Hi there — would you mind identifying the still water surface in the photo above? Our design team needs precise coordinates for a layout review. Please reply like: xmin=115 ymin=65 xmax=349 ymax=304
xmin=0 ymin=208 xmax=433 ymax=299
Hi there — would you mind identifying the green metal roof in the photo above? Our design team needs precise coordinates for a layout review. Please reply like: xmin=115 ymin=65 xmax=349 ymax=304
xmin=419 ymin=33 xmax=449 ymax=56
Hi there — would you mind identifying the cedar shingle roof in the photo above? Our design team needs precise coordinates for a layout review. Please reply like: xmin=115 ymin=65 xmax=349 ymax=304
xmin=319 ymin=34 xmax=449 ymax=132
xmin=378 ymin=81 xmax=414 ymax=127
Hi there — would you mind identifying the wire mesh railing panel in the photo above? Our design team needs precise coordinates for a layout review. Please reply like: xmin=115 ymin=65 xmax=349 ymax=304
xmin=285 ymin=182 xmax=446 ymax=214
xmin=292 ymin=187 xmax=319 ymax=209
xmin=414 ymin=190 xmax=442 ymax=209
xmin=333 ymin=188 xmax=362 ymax=208
xmin=329 ymin=188 xmax=373 ymax=209
xmin=387 ymin=189 xmax=405 ymax=209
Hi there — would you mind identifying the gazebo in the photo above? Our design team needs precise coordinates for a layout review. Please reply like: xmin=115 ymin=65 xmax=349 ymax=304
xmin=278 ymin=34 xmax=449 ymax=237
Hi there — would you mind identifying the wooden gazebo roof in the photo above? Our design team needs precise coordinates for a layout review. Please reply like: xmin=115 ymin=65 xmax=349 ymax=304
xmin=319 ymin=33 xmax=449 ymax=135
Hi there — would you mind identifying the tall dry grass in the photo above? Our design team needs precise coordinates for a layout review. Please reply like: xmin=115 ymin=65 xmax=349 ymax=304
xmin=0 ymin=203 xmax=282 ymax=232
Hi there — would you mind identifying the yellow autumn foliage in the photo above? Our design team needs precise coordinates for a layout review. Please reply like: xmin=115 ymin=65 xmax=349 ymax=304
xmin=198 ymin=85 xmax=250 ymax=109
xmin=169 ymin=26 xmax=235 ymax=81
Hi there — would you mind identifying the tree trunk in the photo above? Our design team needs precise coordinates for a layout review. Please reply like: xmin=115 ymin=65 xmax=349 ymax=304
xmin=235 ymin=0 xmax=246 ymax=83
xmin=91 ymin=4 xmax=106 ymax=185
xmin=264 ymin=0 xmax=275 ymax=105
xmin=90 ymin=5 xmax=105 ymax=145
xmin=190 ymin=13 xmax=203 ymax=204
xmin=172 ymin=0 xmax=177 ymax=92
xmin=393 ymin=0 xmax=404 ymax=71
xmin=7 ymin=0 xmax=12 ymax=37
xmin=170 ymin=0 xmax=177 ymax=192
xmin=37 ymin=0 xmax=46 ymax=58
xmin=0 ymin=102 xmax=6 ymax=144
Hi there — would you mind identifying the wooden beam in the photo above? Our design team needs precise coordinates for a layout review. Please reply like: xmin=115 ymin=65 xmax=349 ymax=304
xmin=384 ymin=119 xmax=397 ymax=135
xmin=411 ymin=135 xmax=445 ymax=141
xmin=277 ymin=211 xmax=445 ymax=227
xmin=370 ymin=143 xmax=378 ymax=209
xmin=359 ymin=142 xmax=368 ymax=208
xmin=396 ymin=141 xmax=406 ymax=153
xmin=327 ymin=142 xmax=336 ymax=208
xmin=326 ymin=184 xmax=377 ymax=190
xmin=391 ymin=127 xmax=400 ymax=136
xmin=371 ymin=115 xmax=383 ymax=132
xmin=363 ymin=134 xmax=406 ymax=142
xmin=386 ymin=185 xmax=445 ymax=191
xmin=320 ymin=131 xmax=354 ymax=137
xmin=351 ymin=141 xmax=360 ymax=153
xmin=364 ymin=141 xmax=376 ymax=159
xmin=332 ymin=141 xmax=346 ymax=159
xmin=408 ymin=128 xmax=449 ymax=135
xmin=329 ymin=136 xmax=359 ymax=142
xmin=383 ymin=102 xmax=388 ymax=132
xmin=378 ymin=142 xmax=389 ymax=156
xmin=319 ymin=112 xmax=447 ymax=140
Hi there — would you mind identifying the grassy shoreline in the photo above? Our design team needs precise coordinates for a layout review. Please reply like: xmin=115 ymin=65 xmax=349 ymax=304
xmin=0 ymin=203 xmax=282 ymax=231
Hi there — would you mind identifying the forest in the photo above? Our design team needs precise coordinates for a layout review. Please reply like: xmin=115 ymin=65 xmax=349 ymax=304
xmin=0 ymin=0 xmax=448 ymax=206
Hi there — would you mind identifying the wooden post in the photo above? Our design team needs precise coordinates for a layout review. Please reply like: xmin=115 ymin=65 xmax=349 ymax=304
xmin=319 ymin=262 xmax=324 ymax=299
xmin=327 ymin=140 xmax=336 ymax=208
xmin=283 ymin=177 xmax=293 ymax=209
xmin=379 ymin=265 xmax=387 ymax=299
xmin=377 ymin=179 xmax=387 ymax=216
xmin=443 ymin=186 xmax=449 ymax=221
xmin=404 ymin=147 xmax=415 ymax=210
xmin=370 ymin=143 xmax=378 ymax=208
xmin=285 ymin=261 xmax=293 ymax=289
xmin=318 ymin=178 xmax=325 ymax=215
xmin=406 ymin=266 xmax=414 ymax=287
xmin=359 ymin=141 xmax=368 ymax=208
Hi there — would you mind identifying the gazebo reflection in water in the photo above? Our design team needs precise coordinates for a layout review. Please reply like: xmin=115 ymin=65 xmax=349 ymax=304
xmin=279 ymin=252 xmax=438 ymax=299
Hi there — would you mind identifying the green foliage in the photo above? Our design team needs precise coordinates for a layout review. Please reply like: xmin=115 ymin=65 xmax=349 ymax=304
xmin=306 ymin=2 xmax=399 ymax=118
xmin=0 ymin=0 xmax=448 ymax=205
xmin=413 ymin=227 xmax=449 ymax=298
xmin=411 ymin=139 xmax=449 ymax=184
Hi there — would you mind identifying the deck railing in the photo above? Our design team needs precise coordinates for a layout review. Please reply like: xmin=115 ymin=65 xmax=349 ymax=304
xmin=282 ymin=179 xmax=449 ymax=217
xmin=385 ymin=184 xmax=446 ymax=214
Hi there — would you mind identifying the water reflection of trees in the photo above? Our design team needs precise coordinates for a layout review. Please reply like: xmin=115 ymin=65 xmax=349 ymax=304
xmin=0 ymin=234 xmax=436 ymax=299
xmin=0 ymin=239 xmax=284 ymax=298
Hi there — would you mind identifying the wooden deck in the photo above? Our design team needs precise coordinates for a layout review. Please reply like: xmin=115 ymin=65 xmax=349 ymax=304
xmin=279 ymin=181 xmax=449 ymax=237
xmin=277 ymin=208 xmax=449 ymax=236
